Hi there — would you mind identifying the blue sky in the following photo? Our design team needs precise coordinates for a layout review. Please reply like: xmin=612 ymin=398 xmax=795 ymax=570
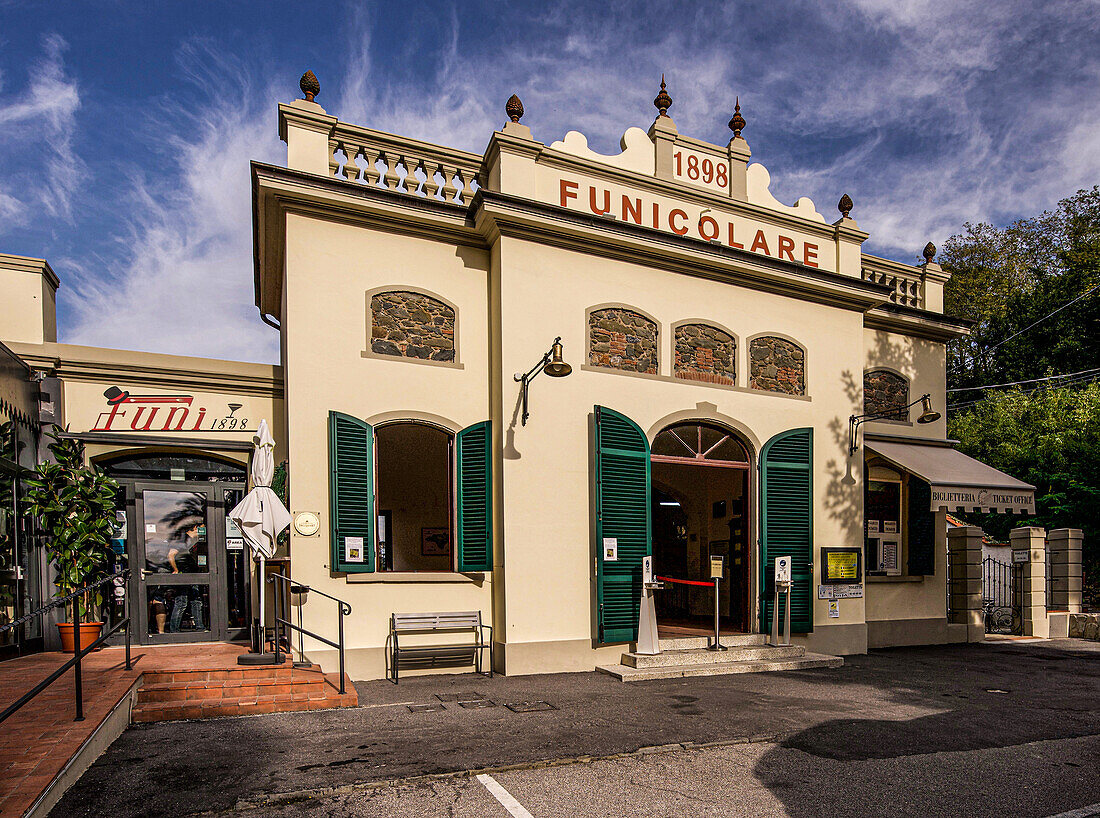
xmin=2 ymin=1 xmax=1098 ymax=363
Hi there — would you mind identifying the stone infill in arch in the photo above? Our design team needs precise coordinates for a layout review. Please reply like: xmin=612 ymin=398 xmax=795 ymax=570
xmin=588 ymin=307 xmax=658 ymax=375
xmin=864 ymin=369 xmax=909 ymax=420
xmin=370 ymin=290 xmax=456 ymax=363
xmin=674 ymin=323 xmax=736 ymax=386
xmin=749 ymin=336 xmax=805 ymax=396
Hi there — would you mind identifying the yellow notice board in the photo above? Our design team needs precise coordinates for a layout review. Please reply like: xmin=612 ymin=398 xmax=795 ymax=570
xmin=821 ymin=547 xmax=863 ymax=584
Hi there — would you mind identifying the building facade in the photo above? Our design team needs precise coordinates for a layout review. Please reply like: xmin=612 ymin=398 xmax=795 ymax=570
xmin=1 ymin=75 xmax=1036 ymax=675
xmin=250 ymin=77 xmax=1033 ymax=678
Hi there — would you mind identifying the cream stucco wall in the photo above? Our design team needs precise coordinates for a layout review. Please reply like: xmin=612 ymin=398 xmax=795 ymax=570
xmin=493 ymin=234 xmax=870 ymax=669
xmin=281 ymin=213 xmax=494 ymax=679
xmin=0 ymin=254 xmax=58 ymax=346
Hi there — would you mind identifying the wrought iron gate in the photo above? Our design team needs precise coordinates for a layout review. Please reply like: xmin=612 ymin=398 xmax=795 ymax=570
xmin=982 ymin=556 xmax=1022 ymax=635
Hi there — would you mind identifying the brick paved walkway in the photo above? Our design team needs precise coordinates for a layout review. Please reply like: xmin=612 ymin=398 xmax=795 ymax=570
xmin=0 ymin=643 xmax=245 ymax=818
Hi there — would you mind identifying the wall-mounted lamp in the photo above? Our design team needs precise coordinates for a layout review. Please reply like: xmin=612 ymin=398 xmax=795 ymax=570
xmin=514 ymin=337 xmax=572 ymax=426
xmin=848 ymin=393 xmax=940 ymax=454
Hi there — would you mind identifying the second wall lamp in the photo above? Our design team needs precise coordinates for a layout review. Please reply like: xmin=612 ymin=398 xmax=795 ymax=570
xmin=515 ymin=337 xmax=572 ymax=426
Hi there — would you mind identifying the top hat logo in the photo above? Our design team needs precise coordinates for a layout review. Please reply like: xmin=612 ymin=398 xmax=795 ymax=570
xmin=103 ymin=386 xmax=131 ymax=405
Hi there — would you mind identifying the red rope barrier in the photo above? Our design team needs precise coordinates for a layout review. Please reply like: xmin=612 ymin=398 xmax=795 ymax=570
xmin=655 ymin=575 xmax=716 ymax=587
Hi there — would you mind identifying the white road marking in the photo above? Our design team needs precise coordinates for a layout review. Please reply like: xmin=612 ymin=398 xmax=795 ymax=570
xmin=476 ymin=773 xmax=534 ymax=818
xmin=1044 ymin=804 xmax=1100 ymax=818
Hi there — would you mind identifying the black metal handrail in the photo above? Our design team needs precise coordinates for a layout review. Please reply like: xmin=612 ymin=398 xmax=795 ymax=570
xmin=0 ymin=569 xmax=132 ymax=724
xmin=267 ymin=573 xmax=351 ymax=694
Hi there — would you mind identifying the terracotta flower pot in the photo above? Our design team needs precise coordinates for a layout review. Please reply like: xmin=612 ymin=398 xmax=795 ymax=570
xmin=57 ymin=622 xmax=104 ymax=654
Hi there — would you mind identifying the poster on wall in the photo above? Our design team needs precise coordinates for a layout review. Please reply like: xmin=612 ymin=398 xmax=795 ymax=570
xmin=345 ymin=536 xmax=365 ymax=563
xmin=880 ymin=540 xmax=899 ymax=573
xmin=821 ymin=547 xmax=863 ymax=585
xmin=603 ymin=538 xmax=618 ymax=561
xmin=421 ymin=528 xmax=450 ymax=556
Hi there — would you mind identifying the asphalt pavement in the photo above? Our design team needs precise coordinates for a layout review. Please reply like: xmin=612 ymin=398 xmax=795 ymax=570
xmin=51 ymin=638 xmax=1100 ymax=817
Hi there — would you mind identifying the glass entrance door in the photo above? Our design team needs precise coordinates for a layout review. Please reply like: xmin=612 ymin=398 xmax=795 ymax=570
xmin=134 ymin=484 xmax=225 ymax=643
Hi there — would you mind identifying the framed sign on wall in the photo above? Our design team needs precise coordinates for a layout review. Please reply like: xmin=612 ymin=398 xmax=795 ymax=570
xmin=821 ymin=547 xmax=863 ymax=585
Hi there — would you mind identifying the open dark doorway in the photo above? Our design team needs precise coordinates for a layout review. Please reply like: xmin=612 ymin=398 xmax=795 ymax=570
xmin=650 ymin=421 xmax=752 ymax=635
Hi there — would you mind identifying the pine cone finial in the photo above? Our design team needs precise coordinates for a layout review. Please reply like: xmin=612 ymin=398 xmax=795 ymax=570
xmin=728 ymin=97 xmax=746 ymax=138
xmin=923 ymin=241 xmax=937 ymax=262
xmin=506 ymin=94 xmax=524 ymax=124
xmin=300 ymin=70 xmax=320 ymax=102
xmin=654 ymin=74 xmax=673 ymax=117
xmin=838 ymin=193 xmax=854 ymax=219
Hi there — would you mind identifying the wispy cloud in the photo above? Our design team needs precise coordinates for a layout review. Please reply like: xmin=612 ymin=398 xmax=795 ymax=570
xmin=5 ymin=1 xmax=1098 ymax=364
xmin=0 ymin=33 xmax=83 ymax=229
xmin=62 ymin=41 xmax=282 ymax=363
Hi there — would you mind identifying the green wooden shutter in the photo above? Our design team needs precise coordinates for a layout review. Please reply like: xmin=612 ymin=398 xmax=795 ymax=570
xmin=328 ymin=411 xmax=374 ymax=573
xmin=907 ymin=477 xmax=935 ymax=575
xmin=457 ymin=420 xmax=492 ymax=572
xmin=595 ymin=406 xmax=651 ymax=644
xmin=760 ymin=428 xmax=813 ymax=634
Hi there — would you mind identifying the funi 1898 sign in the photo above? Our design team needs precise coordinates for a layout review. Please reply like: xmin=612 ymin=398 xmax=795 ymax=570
xmin=91 ymin=386 xmax=251 ymax=433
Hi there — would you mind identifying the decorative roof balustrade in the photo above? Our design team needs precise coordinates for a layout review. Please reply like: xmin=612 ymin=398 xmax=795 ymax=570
xmin=329 ymin=122 xmax=484 ymax=206
xmin=861 ymin=257 xmax=925 ymax=310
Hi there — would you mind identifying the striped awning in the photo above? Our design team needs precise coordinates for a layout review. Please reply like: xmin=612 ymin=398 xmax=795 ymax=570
xmin=866 ymin=439 xmax=1035 ymax=514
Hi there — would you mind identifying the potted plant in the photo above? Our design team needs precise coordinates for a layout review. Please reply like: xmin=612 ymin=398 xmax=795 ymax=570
xmin=22 ymin=428 xmax=120 ymax=652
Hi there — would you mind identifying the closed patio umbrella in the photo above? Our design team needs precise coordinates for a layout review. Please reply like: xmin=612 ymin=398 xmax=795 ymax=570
xmin=229 ymin=419 xmax=291 ymax=663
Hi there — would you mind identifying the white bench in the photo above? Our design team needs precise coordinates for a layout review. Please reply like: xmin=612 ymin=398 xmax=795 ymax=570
xmin=388 ymin=611 xmax=493 ymax=683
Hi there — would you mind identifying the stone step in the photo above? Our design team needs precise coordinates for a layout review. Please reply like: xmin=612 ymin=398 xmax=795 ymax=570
xmin=622 ymin=644 xmax=805 ymax=668
xmin=656 ymin=634 xmax=767 ymax=651
xmin=597 ymin=652 xmax=843 ymax=682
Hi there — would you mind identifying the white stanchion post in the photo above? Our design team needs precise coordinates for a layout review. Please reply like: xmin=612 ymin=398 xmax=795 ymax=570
xmin=637 ymin=556 xmax=662 ymax=655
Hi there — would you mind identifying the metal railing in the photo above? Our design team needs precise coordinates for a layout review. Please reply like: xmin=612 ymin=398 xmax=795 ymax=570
xmin=0 ymin=569 xmax=131 ymax=724
xmin=268 ymin=573 xmax=351 ymax=694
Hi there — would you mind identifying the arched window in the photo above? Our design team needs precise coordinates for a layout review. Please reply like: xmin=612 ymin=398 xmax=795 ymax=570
xmin=673 ymin=324 xmax=736 ymax=385
xmin=749 ymin=336 xmax=805 ymax=395
xmin=370 ymin=290 xmax=456 ymax=363
xmin=651 ymin=422 xmax=750 ymax=465
xmin=97 ymin=452 xmax=247 ymax=482
xmin=588 ymin=307 xmax=658 ymax=374
xmin=864 ymin=369 xmax=909 ymax=420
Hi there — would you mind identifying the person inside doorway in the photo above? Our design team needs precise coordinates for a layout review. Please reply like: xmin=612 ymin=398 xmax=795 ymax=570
xmin=168 ymin=521 xmax=206 ymax=631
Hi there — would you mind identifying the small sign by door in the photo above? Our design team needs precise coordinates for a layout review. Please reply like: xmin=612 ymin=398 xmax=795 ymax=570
xmin=603 ymin=538 xmax=618 ymax=561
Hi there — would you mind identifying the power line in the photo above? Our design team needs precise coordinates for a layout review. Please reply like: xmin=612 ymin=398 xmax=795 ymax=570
xmin=947 ymin=371 xmax=1100 ymax=411
xmin=947 ymin=367 xmax=1100 ymax=393
xmin=983 ymin=283 xmax=1100 ymax=354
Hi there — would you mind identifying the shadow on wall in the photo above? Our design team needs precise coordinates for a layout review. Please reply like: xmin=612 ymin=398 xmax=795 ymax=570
xmin=820 ymin=334 xmax=920 ymax=541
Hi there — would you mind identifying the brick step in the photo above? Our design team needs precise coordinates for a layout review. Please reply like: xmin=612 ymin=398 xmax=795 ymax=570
xmin=137 ymin=676 xmax=326 ymax=704
xmin=622 ymin=644 xmax=806 ymax=668
xmin=597 ymin=652 xmax=844 ymax=682
xmin=131 ymin=673 xmax=357 ymax=722
xmin=142 ymin=662 xmax=323 ymax=686
xmin=656 ymin=634 xmax=768 ymax=651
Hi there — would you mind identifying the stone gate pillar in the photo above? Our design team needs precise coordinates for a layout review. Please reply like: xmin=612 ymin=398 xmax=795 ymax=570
xmin=1047 ymin=528 xmax=1083 ymax=613
xmin=947 ymin=525 xmax=984 ymax=641
xmin=1010 ymin=527 xmax=1048 ymax=638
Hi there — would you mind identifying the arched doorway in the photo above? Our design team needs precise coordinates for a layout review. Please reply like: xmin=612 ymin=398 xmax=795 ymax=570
xmin=650 ymin=421 xmax=752 ymax=634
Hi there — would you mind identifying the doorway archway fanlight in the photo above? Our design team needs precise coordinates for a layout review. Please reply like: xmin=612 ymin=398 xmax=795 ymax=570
xmin=651 ymin=421 xmax=750 ymax=467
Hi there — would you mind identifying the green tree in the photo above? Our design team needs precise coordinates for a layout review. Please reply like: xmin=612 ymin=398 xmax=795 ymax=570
xmin=943 ymin=186 xmax=1100 ymax=393
xmin=943 ymin=188 xmax=1100 ymax=605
